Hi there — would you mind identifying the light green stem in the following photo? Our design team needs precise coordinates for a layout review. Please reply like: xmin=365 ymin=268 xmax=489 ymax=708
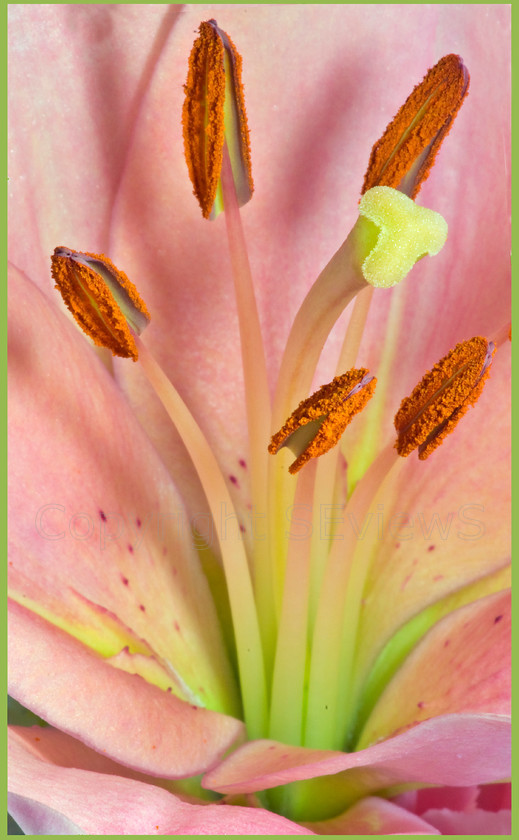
xmin=269 ymin=224 xmax=368 ymax=614
xmin=304 ymin=442 xmax=398 ymax=749
xmin=269 ymin=460 xmax=316 ymax=744
xmin=308 ymin=286 xmax=375 ymax=633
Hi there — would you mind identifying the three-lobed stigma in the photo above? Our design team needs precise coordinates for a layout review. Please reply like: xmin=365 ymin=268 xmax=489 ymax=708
xmin=394 ymin=336 xmax=495 ymax=459
xmin=357 ymin=187 xmax=448 ymax=288
xmin=51 ymin=247 xmax=150 ymax=361
xmin=269 ymin=370 xmax=377 ymax=474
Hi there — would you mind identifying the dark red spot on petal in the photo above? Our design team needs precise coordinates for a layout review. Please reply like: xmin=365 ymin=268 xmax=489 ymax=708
xmin=428 ymin=544 xmax=436 ymax=551
xmin=239 ymin=458 xmax=247 ymax=469
xmin=121 ymin=575 xmax=129 ymax=586
xmin=417 ymin=701 xmax=425 ymax=709
xmin=136 ymin=518 xmax=142 ymax=528
xmin=174 ymin=621 xmax=181 ymax=632
xmin=229 ymin=474 xmax=238 ymax=486
xmin=99 ymin=510 xmax=107 ymax=521
xmin=139 ymin=604 xmax=146 ymax=612
xmin=494 ymin=614 xmax=503 ymax=624
xmin=239 ymin=523 xmax=246 ymax=533
xmin=444 ymin=639 xmax=450 ymax=647
xmin=128 ymin=544 xmax=134 ymax=553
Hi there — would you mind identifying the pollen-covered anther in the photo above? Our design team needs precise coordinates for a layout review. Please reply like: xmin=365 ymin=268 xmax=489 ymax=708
xmin=182 ymin=19 xmax=253 ymax=219
xmin=362 ymin=54 xmax=469 ymax=198
xmin=51 ymin=247 xmax=150 ymax=361
xmin=269 ymin=370 xmax=377 ymax=474
xmin=394 ymin=337 xmax=495 ymax=460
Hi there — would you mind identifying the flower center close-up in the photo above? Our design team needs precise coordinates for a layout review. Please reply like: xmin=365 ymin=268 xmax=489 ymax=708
xmin=8 ymin=5 xmax=511 ymax=836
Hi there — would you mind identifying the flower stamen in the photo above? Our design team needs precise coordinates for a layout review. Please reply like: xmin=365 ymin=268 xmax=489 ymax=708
xmin=362 ymin=54 xmax=469 ymax=198
xmin=51 ymin=247 xmax=150 ymax=361
xmin=269 ymin=370 xmax=377 ymax=474
xmin=182 ymin=19 xmax=253 ymax=219
xmin=394 ymin=336 xmax=495 ymax=459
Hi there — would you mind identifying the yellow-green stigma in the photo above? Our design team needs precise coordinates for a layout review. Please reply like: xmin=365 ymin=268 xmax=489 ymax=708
xmin=356 ymin=187 xmax=448 ymax=288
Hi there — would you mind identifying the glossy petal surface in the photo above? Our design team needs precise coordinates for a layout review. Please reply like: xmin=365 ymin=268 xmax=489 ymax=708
xmin=203 ymin=715 xmax=510 ymax=795
xmin=8 ymin=729 xmax=313 ymax=835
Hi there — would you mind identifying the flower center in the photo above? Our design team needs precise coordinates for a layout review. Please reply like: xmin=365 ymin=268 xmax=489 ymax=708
xmin=44 ymin=21 xmax=508 ymax=825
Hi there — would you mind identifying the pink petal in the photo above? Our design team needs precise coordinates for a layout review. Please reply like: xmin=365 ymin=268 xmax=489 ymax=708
xmin=9 ymin=601 xmax=242 ymax=778
xmin=418 ymin=807 xmax=511 ymax=835
xmin=8 ymin=5 xmax=179 ymax=287
xmin=203 ymin=714 xmax=510 ymax=795
xmin=349 ymin=343 xmax=510 ymax=701
xmin=8 ymin=267 xmax=243 ymax=771
xmin=476 ymin=782 xmax=511 ymax=812
xmin=303 ymin=796 xmax=440 ymax=835
xmin=9 ymin=794 xmax=84 ymax=836
xmin=357 ymin=590 xmax=510 ymax=748
xmin=395 ymin=786 xmax=479 ymax=813
xmin=8 ymin=729 xmax=314 ymax=835
xmin=394 ymin=783 xmax=512 ymax=834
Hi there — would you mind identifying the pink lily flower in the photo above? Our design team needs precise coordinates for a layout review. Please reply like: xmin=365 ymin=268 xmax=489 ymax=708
xmin=8 ymin=4 xmax=510 ymax=835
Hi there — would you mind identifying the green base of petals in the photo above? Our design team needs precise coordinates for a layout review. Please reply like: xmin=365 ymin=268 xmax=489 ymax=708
xmin=352 ymin=564 xmax=511 ymax=751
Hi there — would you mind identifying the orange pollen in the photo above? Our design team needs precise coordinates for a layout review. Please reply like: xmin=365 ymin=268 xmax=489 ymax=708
xmin=51 ymin=247 xmax=150 ymax=361
xmin=362 ymin=54 xmax=469 ymax=198
xmin=182 ymin=19 xmax=253 ymax=219
xmin=394 ymin=336 xmax=495 ymax=460
xmin=269 ymin=370 xmax=377 ymax=474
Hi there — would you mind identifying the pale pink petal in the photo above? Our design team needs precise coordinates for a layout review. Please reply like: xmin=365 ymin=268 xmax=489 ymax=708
xmin=418 ymin=807 xmax=510 ymax=835
xmin=9 ymin=794 xmax=84 ymax=836
xmin=10 ymin=723 xmax=199 ymax=787
xmin=8 ymin=5 xmax=180 ymax=287
xmin=304 ymin=796 xmax=440 ymax=835
xmin=8 ymin=265 xmax=238 ymax=712
xmin=8 ymin=730 xmax=314 ymax=835
xmin=203 ymin=714 xmax=510 ymax=795
xmin=348 ymin=344 xmax=510 ymax=702
xmin=8 ymin=267 xmax=244 ymax=771
xmin=357 ymin=590 xmax=510 ymax=748
xmin=9 ymin=602 xmax=242 ymax=778
xmin=394 ymin=783 xmax=512 ymax=834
